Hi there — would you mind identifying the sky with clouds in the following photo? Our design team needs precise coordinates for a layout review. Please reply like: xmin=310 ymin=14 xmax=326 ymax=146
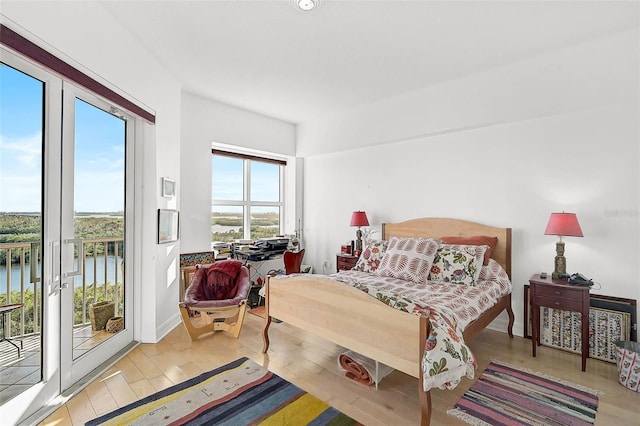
xmin=1 ymin=64 xmax=279 ymax=215
xmin=212 ymin=155 xmax=280 ymax=205
xmin=1 ymin=65 xmax=125 ymax=213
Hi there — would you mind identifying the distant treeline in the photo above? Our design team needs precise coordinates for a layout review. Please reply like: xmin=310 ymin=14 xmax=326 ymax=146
xmin=211 ymin=211 xmax=280 ymax=242
xmin=0 ymin=214 xmax=41 ymax=243
xmin=0 ymin=214 xmax=124 ymax=264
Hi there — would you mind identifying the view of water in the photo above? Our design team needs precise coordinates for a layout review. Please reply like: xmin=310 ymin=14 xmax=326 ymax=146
xmin=0 ymin=255 xmax=123 ymax=293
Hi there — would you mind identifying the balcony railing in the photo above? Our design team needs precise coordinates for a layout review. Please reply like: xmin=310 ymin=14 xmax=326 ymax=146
xmin=0 ymin=238 xmax=124 ymax=340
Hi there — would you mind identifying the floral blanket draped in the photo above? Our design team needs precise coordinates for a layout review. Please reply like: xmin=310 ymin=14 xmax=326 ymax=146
xmin=332 ymin=259 xmax=511 ymax=392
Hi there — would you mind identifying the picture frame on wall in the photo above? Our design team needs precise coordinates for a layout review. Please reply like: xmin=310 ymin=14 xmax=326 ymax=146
xmin=161 ymin=177 xmax=176 ymax=198
xmin=158 ymin=209 xmax=179 ymax=244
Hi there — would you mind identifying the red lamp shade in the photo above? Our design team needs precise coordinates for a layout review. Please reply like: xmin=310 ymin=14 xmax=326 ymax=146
xmin=544 ymin=212 xmax=583 ymax=237
xmin=350 ymin=211 xmax=369 ymax=227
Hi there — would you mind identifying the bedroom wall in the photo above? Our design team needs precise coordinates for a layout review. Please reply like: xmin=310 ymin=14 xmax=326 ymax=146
xmin=1 ymin=4 xmax=182 ymax=342
xmin=298 ymin=28 xmax=639 ymax=337
xmin=180 ymin=92 xmax=297 ymax=253
xmin=3 ymin=4 xmax=638 ymax=345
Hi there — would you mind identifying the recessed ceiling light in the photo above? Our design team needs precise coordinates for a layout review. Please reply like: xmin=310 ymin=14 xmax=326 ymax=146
xmin=297 ymin=0 xmax=316 ymax=11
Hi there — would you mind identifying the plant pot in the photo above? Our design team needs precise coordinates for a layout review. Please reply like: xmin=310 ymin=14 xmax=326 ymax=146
xmin=89 ymin=301 xmax=115 ymax=331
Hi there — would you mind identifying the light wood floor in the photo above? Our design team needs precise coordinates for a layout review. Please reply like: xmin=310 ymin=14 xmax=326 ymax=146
xmin=41 ymin=312 xmax=639 ymax=425
xmin=1 ymin=327 xmax=115 ymax=405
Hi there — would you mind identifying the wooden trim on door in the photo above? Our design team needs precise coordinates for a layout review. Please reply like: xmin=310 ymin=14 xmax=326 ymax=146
xmin=0 ymin=24 xmax=155 ymax=124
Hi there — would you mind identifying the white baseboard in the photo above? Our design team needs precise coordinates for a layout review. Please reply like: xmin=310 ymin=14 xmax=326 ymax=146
xmin=486 ymin=311 xmax=524 ymax=338
xmin=156 ymin=311 xmax=182 ymax=342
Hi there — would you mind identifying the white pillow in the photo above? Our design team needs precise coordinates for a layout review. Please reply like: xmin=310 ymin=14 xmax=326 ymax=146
xmin=375 ymin=237 xmax=439 ymax=284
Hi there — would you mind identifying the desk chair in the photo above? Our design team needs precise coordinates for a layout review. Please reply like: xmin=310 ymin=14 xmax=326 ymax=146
xmin=283 ymin=249 xmax=305 ymax=274
xmin=257 ymin=250 xmax=306 ymax=306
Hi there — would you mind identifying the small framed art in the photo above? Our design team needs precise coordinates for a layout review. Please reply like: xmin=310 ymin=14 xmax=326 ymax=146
xmin=161 ymin=177 xmax=176 ymax=198
xmin=158 ymin=209 xmax=179 ymax=244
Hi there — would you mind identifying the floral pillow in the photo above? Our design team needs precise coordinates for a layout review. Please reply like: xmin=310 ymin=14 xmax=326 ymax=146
xmin=375 ymin=237 xmax=439 ymax=284
xmin=429 ymin=244 xmax=487 ymax=286
xmin=439 ymin=235 xmax=498 ymax=265
xmin=353 ymin=240 xmax=388 ymax=273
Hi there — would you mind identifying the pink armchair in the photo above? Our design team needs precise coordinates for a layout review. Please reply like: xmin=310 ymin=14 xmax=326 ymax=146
xmin=178 ymin=260 xmax=251 ymax=340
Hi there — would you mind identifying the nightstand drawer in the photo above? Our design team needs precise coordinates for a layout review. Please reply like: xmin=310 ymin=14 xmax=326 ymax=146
xmin=337 ymin=258 xmax=357 ymax=269
xmin=535 ymin=285 xmax=583 ymax=300
xmin=336 ymin=254 xmax=358 ymax=271
xmin=535 ymin=295 xmax=584 ymax=312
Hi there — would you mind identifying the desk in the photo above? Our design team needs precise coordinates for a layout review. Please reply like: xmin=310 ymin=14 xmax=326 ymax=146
xmin=530 ymin=274 xmax=590 ymax=371
xmin=233 ymin=255 xmax=284 ymax=309
xmin=234 ymin=253 xmax=284 ymax=285
xmin=0 ymin=303 xmax=24 ymax=357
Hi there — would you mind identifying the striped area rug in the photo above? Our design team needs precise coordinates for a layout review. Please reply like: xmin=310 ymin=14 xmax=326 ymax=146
xmin=86 ymin=357 xmax=361 ymax=425
xmin=448 ymin=360 xmax=600 ymax=426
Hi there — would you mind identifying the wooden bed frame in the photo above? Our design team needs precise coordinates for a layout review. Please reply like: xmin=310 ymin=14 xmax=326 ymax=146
xmin=261 ymin=217 xmax=514 ymax=425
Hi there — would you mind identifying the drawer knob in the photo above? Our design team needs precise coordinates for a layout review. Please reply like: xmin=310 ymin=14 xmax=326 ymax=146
xmin=554 ymin=301 xmax=560 ymax=306
xmin=554 ymin=290 xmax=561 ymax=295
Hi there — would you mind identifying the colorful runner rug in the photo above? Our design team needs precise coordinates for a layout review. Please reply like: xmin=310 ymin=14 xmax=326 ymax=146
xmin=86 ymin=357 xmax=361 ymax=425
xmin=448 ymin=360 xmax=600 ymax=426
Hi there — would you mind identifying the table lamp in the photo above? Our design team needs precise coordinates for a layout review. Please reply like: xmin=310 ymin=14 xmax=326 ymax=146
xmin=350 ymin=211 xmax=369 ymax=254
xmin=544 ymin=212 xmax=583 ymax=279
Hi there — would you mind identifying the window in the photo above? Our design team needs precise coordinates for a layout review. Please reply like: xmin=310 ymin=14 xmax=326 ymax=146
xmin=211 ymin=150 xmax=285 ymax=243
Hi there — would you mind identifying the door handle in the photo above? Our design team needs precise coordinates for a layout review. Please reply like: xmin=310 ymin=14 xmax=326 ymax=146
xmin=50 ymin=240 xmax=62 ymax=293
xmin=63 ymin=238 xmax=84 ymax=278
xmin=53 ymin=281 xmax=69 ymax=292
xmin=30 ymin=242 xmax=41 ymax=284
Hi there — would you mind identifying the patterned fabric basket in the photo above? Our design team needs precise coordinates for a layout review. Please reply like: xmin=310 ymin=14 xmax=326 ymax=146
xmin=614 ymin=340 xmax=640 ymax=392
xmin=106 ymin=316 xmax=124 ymax=333
xmin=89 ymin=301 xmax=115 ymax=331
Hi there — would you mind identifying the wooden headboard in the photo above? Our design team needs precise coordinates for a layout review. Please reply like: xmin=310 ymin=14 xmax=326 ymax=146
xmin=382 ymin=217 xmax=512 ymax=279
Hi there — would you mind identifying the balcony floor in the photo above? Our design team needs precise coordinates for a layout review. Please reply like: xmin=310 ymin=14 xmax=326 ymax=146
xmin=0 ymin=326 xmax=113 ymax=405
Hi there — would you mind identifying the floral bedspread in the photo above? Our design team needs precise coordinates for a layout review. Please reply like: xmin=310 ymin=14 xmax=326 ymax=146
xmin=330 ymin=259 xmax=512 ymax=391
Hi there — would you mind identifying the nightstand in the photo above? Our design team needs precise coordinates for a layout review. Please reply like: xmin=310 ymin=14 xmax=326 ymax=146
xmin=336 ymin=253 xmax=358 ymax=272
xmin=529 ymin=274 xmax=590 ymax=371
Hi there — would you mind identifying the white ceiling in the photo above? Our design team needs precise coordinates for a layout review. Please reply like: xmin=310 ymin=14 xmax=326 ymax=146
xmin=99 ymin=0 xmax=638 ymax=124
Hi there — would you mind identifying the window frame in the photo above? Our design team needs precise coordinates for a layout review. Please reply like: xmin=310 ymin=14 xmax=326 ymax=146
xmin=211 ymin=149 xmax=286 ymax=242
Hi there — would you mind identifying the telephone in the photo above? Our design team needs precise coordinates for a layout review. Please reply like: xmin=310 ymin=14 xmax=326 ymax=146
xmin=568 ymin=272 xmax=593 ymax=287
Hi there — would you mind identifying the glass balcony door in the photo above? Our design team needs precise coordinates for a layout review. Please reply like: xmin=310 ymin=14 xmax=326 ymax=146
xmin=59 ymin=84 xmax=134 ymax=390
xmin=1 ymin=49 xmax=135 ymax=423
xmin=1 ymin=48 xmax=63 ymax=424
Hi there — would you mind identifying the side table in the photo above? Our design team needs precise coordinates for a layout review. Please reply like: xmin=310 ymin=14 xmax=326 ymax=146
xmin=529 ymin=274 xmax=590 ymax=371
xmin=0 ymin=303 xmax=24 ymax=357
xmin=336 ymin=253 xmax=358 ymax=272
